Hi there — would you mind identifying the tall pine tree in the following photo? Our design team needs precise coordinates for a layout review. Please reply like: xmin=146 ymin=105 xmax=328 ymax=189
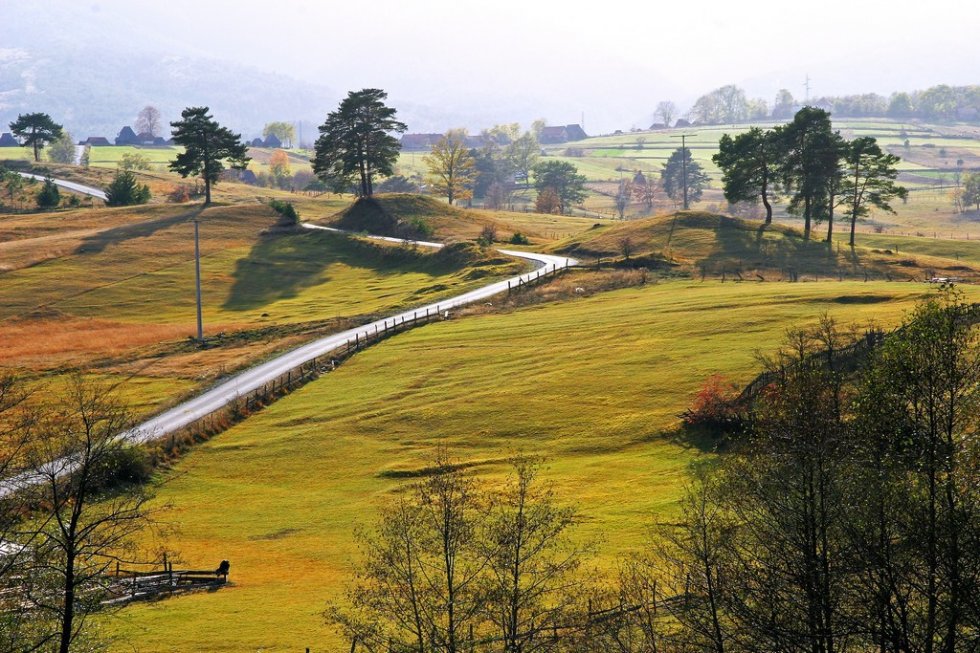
xmin=169 ymin=107 xmax=250 ymax=204
xmin=312 ymin=89 xmax=406 ymax=197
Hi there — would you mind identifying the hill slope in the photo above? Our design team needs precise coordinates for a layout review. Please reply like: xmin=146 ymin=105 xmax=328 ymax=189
xmin=556 ymin=211 xmax=980 ymax=281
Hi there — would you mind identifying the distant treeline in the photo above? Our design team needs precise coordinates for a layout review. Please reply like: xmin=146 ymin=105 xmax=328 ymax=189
xmin=684 ymin=84 xmax=980 ymax=126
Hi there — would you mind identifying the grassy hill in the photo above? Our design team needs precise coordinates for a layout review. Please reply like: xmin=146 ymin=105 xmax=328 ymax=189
xmin=5 ymin=162 xmax=980 ymax=651
xmin=0 ymin=191 xmax=528 ymax=418
xmin=554 ymin=211 xmax=980 ymax=282
xmin=393 ymin=118 xmax=980 ymax=234
xmin=322 ymin=193 xmax=614 ymax=243
xmin=109 ymin=277 xmax=980 ymax=652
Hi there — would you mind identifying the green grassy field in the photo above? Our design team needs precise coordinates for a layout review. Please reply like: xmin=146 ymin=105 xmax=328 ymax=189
xmin=108 ymin=278 xmax=980 ymax=652
xmin=550 ymin=211 xmax=980 ymax=283
xmin=507 ymin=117 xmax=980 ymax=229
xmin=0 ymin=196 xmax=529 ymax=416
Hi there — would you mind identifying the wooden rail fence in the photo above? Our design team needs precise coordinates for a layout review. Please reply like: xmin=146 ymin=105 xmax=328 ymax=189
xmin=165 ymin=263 xmax=567 ymax=448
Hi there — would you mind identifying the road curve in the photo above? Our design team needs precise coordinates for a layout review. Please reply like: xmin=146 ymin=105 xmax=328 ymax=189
xmin=17 ymin=172 xmax=108 ymax=201
xmin=0 ymin=183 xmax=577 ymax=495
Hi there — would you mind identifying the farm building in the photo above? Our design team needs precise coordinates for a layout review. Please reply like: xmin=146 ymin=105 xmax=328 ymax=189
xmin=115 ymin=126 xmax=139 ymax=145
xmin=400 ymin=132 xmax=487 ymax=150
xmin=539 ymin=124 xmax=588 ymax=144
xmin=401 ymin=133 xmax=442 ymax=150
xmin=263 ymin=134 xmax=282 ymax=148
xmin=137 ymin=131 xmax=168 ymax=146
xmin=79 ymin=136 xmax=111 ymax=146
xmin=0 ymin=132 xmax=18 ymax=147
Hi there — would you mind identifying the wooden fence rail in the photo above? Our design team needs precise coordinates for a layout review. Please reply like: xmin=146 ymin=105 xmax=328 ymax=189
xmin=168 ymin=261 xmax=566 ymax=449
xmin=736 ymin=300 xmax=980 ymax=405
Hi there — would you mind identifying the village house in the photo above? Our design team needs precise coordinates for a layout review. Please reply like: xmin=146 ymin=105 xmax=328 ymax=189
xmin=538 ymin=124 xmax=588 ymax=144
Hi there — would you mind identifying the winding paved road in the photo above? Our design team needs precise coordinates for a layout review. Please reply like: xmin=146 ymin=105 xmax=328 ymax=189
xmin=17 ymin=172 xmax=108 ymax=201
xmin=0 ymin=178 xmax=577 ymax=495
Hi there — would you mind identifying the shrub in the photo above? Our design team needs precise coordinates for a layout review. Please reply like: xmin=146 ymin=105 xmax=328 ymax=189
xmin=509 ymin=232 xmax=530 ymax=245
xmin=118 ymin=152 xmax=152 ymax=171
xmin=682 ymin=374 xmax=742 ymax=431
xmin=376 ymin=175 xmax=417 ymax=193
xmin=477 ymin=223 xmax=497 ymax=247
xmin=168 ymin=184 xmax=193 ymax=203
xmin=269 ymin=199 xmax=299 ymax=226
xmin=104 ymin=170 xmax=151 ymax=206
xmin=90 ymin=445 xmax=153 ymax=490
xmin=36 ymin=177 xmax=60 ymax=208
xmin=407 ymin=216 xmax=433 ymax=239
xmin=535 ymin=187 xmax=561 ymax=214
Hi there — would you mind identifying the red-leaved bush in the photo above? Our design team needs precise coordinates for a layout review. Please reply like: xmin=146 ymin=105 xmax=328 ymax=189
xmin=683 ymin=374 xmax=742 ymax=431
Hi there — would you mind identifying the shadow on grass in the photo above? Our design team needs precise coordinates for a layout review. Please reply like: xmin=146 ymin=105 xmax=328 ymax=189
xmin=222 ymin=229 xmax=451 ymax=311
xmin=695 ymin=216 xmax=900 ymax=279
xmin=75 ymin=207 xmax=204 ymax=255
xmin=667 ymin=422 xmax=737 ymax=454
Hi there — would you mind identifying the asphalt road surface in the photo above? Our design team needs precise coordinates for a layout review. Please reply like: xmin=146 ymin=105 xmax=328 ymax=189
xmin=0 ymin=179 xmax=577 ymax=495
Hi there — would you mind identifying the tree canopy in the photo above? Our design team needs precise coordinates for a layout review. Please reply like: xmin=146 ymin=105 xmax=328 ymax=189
xmin=135 ymin=105 xmax=162 ymax=137
xmin=47 ymin=129 xmax=77 ymax=165
xmin=168 ymin=106 xmax=250 ymax=204
xmin=9 ymin=112 xmax=63 ymax=162
xmin=533 ymin=160 xmax=586 ymax=214
xmin=312 ymin=88 xmax=406 ymax=197
xmin=104 ymin=170 xmax=151 ymax=206
xmin=714 ymin=127 xmax=781 ymax=223
xmin=840 ymin=136 xmax=907 ymax=245
xmin=424 ymin=129 xmax=476 ymax=206
xmin=263 ymin=121 xmax=296 ymax=148
xmin=35 ymin=176 xmax=60 ymax=209
xmin=778 ymin=106 xmax=843 ymax=240
xmin=662 ymin=147 xmax=708 ymax=207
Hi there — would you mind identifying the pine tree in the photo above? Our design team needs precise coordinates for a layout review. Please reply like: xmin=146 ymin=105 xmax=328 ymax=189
xmin=9 ymin=112 xmax=63 ymax=162
xmin=312 ymin=89 xmax=406 ymax=197
xmin=169 ymin=107 xmax=250 ymax=204
xmin=713 ymin=127 xmax=781 ymax=223
xmin=104 ymin=171 xmax=151 ymax=206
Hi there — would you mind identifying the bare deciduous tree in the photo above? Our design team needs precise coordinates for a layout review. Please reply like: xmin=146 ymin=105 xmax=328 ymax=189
xmin=134 ymin=105 xmax=162 ymax=138
xmin=16 ymin=375 xmax=155 ymax=653
xmin=482 ymin=457 xmax=587 ymax=653
xmin=655 ymin=101 xmax=677 ymax=128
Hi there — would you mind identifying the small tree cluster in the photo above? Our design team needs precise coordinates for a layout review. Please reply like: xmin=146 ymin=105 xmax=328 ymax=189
xmin=612 ymin=290 xmax=980 ymax=653
xmin=118 ymin=152 xmax=152 ymax=171
xmin=713 ymin=107 xmax=906 ymax=243
xmin=329 ymin=454 xmax=590 ymax=652
xmin=533 ymin=161 xmax=587 ymax=215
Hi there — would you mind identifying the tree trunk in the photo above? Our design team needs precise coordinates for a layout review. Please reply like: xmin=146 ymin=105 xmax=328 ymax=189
xmin=804 ymin=195 xmax=812 ymax=241
xmin=59 ymin=549 xmax=76 ymax=653
xmin=204 ymin=178 xmax=212 ymax=205
xmin=849 ymin=164 xmax=860 ymax=247
xmin=826 ymin=194 xmax=835 ymax=243
xmin=761 ymin=179 xmax=772 ymax=224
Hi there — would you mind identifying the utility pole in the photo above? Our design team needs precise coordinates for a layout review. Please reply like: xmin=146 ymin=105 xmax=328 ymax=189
xmin=671 ymin=134 xmax=694 ymax=209
xmin=804 ymin=74 xmax=811 ymax=103
xmin=193 ymin=217 xmax=204 ymax=343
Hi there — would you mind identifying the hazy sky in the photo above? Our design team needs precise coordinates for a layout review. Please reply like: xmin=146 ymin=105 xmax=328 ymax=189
xmin=16 ymin=0 xmax=980 ymax=131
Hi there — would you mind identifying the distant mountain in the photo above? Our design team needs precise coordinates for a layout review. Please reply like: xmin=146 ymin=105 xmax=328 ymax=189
xmin=0 ymin=43 xmax=338 ymax=141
